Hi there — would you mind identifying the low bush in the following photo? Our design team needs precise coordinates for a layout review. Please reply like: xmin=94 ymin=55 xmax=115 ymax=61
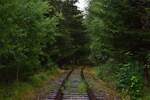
xmin=0 ymin=67 xmax=58 ymax=100
xmin=95 ymin=61 xmax=144 ymax=99
xmin=116 ymin=62 xmax=143 ymax=99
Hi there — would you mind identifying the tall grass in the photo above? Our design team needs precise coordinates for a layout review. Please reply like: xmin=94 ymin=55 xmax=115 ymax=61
xmin=0 ymin=67 xmax=59 ymax=100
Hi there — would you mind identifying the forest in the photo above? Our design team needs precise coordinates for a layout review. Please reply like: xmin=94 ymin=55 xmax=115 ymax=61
xmin=0 ymin=0 xmax=150 ymax=100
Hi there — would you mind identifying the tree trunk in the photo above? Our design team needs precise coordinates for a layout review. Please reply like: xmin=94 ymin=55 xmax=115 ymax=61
xmin=144 ymin=64 xmax=149 ymax=85
xmin=16 ymin=66 xmax=20 ymax=81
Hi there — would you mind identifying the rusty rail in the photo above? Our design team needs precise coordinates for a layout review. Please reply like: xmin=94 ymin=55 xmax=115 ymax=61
xmin=81 ymin=68 xmax=97 ymax=100
xmin=55 ymin=69 xmax=74 ymax=100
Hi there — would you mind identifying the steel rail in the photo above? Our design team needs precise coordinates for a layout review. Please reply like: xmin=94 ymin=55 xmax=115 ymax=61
xmin=55 ymin=69 xmax=74 ymax=100
xmin=81 ymin=68 xmax=97 ymax=100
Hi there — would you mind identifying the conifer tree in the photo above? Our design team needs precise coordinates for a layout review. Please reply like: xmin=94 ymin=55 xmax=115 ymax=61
xmin=49 ymin=0 xmax=89 ymax=65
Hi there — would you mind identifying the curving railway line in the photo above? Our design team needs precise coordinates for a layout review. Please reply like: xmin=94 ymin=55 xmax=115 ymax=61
xmin=45 ymin=67 xmax=106 ymax=100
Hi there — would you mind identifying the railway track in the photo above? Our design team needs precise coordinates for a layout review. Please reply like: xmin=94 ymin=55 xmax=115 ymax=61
xmin=45 ymin=69 xmax=73 ymax=100
xmin=83 ymin=69 xmax=120 ymax=100
xmin=55 ymin=69 xmax=74 ymax=100
xmin=81 ymin=68 xmax=97 ymax=100
xmin=45 ymin=68 xmax=97 ymax=100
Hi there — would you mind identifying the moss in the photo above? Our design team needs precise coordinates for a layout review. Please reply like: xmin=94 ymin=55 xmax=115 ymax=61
xmin=77 ymin=81 xmax=87 ymax=93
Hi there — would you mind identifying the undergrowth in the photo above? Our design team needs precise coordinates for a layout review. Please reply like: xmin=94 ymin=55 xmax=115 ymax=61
xmin=0 ymin=67 xmax=58 ymax=100
xmin=94 ymin=60 xmax=149 ymax=100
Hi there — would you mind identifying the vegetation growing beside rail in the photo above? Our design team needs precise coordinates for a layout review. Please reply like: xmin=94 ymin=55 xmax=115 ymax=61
xmin=0 ymin=67 xmax=59 ymax=100
xmin=0 ymin=0 xmax=150 ymax=99
xmin=86 ymin=0 xmax=150 ymax=99
xmin=0 ymin=0 xmax=89 ymax=82
xmin=0 ymin=0 xmax=89 ymax=99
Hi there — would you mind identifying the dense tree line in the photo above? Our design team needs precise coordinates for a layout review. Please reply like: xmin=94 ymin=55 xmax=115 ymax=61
xmin=49 ymin=0 xmax=90 ymax=65
xmin=0 ymin=0 xmax=89 ymax=82
xmin=86 ymin=0 xmax=150 ymax=99
xmin=1 ymin=0 xmax=149 ymax=99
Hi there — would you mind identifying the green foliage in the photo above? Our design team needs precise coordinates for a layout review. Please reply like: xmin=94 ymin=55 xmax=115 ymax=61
xmin=86 ymin=0 xmax=150 ymax=99
xmin=116 ymin=62 xmax=143 ymax=99
xmin=77 ymin=81 xmax=87 ymax=93
xmin=95 ymin=61 xmax=144 ymax=99
xmin=49 ymin=0 xmax=90 ymax=65
xmin=0 ymin=68 xmax=58 ymax=100
xmin=29 ymin=72 xmax=47 ymax=87
xmin=143 ymin=86 xmax=150 ymax=100
xmin=0 ymin=0 xmax=59 ymax=81
xmin=95 ymin=63 xmax=114 ymax=79
xmin=0 ymin=0 xmax=89 ymax=86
